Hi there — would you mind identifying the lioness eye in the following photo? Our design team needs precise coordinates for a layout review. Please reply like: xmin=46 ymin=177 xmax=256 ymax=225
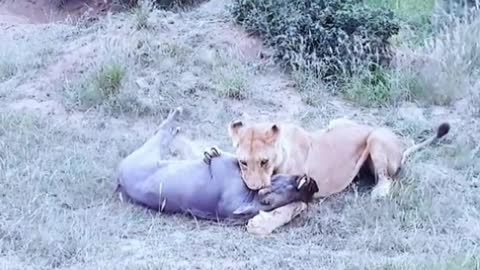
xmin=239 ymin=160 xmax=247 ymax=167
xmin=260 ymin=159 xmax=269 ymax=167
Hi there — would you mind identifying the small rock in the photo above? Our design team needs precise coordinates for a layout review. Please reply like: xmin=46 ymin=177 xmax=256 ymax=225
xmin=431 ymin=106 xmax=449 ymax=116
xmin=135 ymin=78 xmax=149 ymax=89
xmin=397 ymin=104 xmax=426 ymax=122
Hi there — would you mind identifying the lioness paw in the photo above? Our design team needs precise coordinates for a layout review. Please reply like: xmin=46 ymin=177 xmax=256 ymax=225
xmin=246 ymin=211 xmax=275 ymax=236
xmin=371 ymin=181 xmax=392 ymax=200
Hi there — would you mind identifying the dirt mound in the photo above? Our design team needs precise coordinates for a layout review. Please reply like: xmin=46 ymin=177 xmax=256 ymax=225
xmin=0 ymin=0 xmax=112 ymax=24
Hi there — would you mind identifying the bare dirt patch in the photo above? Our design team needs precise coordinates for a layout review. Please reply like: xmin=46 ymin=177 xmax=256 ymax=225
xmin=0 ymin=0 xmax=110 ymax=25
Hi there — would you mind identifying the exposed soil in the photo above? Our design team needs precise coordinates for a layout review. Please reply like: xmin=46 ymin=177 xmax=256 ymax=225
xmin=0 ymin=0 xmax=112 ymax=25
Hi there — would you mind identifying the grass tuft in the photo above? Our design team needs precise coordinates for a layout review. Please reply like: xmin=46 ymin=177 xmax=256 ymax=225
xmin=133 ymin=0 xmax=155 ymax=29
xmin=63 ymin=61 xmax=126 ymax=110
xmin=96 ymin=63 xmax=126 ymax=98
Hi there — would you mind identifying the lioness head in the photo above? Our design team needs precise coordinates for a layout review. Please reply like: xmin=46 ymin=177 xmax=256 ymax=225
xmin=228 ymin=120 xmax=283 ymax=190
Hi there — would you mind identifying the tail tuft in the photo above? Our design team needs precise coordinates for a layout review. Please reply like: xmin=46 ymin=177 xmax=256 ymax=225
xmin=436 ymin=122 xmax=450 ymax=139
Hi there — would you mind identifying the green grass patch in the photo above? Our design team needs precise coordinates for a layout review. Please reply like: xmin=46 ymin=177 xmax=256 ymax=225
xmin=378 ymin=255 xmax=480 ymax=270
xmin=363 ymin=0 xmax=436 ymax=46
xmin=363 ymin=0 xmax=435 ymax=24
xmin=63 ymin=62 xmax=126 ymax=110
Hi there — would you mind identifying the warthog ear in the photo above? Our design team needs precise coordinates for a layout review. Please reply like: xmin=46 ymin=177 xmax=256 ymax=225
xmin=228 ymin=120 xmax=244 ymax=147
xmin=309 ymin=179 xmax=319 ymax=194
xmin=232 ymin=203 xmax=257 ymax=216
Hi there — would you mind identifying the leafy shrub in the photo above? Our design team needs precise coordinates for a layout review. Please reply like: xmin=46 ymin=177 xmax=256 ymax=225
xmin=230 ymin=0 xmax=400 ymax=84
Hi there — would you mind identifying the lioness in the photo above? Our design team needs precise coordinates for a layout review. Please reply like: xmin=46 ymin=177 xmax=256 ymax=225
xmin=226 ymin=118 xmax=450 ymax=235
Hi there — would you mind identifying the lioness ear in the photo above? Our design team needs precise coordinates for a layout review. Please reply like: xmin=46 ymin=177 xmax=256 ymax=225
xmin=228 ymin=120 xmax=244 ymax=147
xmin=264 ymin=124 xmax=280 ymax=144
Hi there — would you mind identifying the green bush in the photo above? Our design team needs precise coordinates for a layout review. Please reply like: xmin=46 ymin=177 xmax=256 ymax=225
xmin=230 ymin=0 xmax=400 ymax=84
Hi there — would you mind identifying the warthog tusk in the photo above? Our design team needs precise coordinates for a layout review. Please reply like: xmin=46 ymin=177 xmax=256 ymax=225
xmin=297 ymin=177 xmax=307 ymax=189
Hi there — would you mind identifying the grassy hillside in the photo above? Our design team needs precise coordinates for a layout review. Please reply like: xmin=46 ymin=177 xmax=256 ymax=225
xmin=0 ymin=0 xmax=479 ymax=269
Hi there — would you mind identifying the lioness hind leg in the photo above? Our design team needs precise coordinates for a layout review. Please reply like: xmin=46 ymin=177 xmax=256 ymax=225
xmin=370 ymin=173 xmax=393 ymax=200
xmin=368 ymin=128 xmax=404 ymax=199
xmin=370 ymin=154 xmax=392 ymax=200
xmin=368 ymin=137 xmax=393 ymax=200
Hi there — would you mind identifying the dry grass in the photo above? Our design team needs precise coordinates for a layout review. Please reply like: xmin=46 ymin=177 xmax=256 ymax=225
xmin=0 ymin=0 xmax=479 ymax=269
xmin=319 ymin=1 xmax=480 ymax=110
xmin=0 ymin=24 xmax=69 ymax=83
xmin=391 ymin=8 xmax=480 ymax=107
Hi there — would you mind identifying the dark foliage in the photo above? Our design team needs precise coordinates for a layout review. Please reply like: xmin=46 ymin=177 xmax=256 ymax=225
xmin=231 ymin=0 xmax=400 ymax=83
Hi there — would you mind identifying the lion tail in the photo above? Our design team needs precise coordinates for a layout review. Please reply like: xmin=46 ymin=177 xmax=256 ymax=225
xmin=400 ymin=122 xmax=450 ymax=165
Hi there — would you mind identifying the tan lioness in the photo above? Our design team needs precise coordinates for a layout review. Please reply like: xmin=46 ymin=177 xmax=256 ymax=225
xmin=226 ymin=118 xmax=450 ymax=235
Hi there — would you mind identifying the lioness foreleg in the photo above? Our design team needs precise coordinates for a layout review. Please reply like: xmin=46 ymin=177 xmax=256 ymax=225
xmin=246 ymin=201 xmax=307 ymax=236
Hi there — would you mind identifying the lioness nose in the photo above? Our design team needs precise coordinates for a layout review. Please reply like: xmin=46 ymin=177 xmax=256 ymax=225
xmin=263 ymin=179 xmax=271 ymax=188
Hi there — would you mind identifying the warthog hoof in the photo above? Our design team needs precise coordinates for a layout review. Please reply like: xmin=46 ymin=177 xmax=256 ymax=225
xmin=203 ymin=147 xmax=221 ymax=165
